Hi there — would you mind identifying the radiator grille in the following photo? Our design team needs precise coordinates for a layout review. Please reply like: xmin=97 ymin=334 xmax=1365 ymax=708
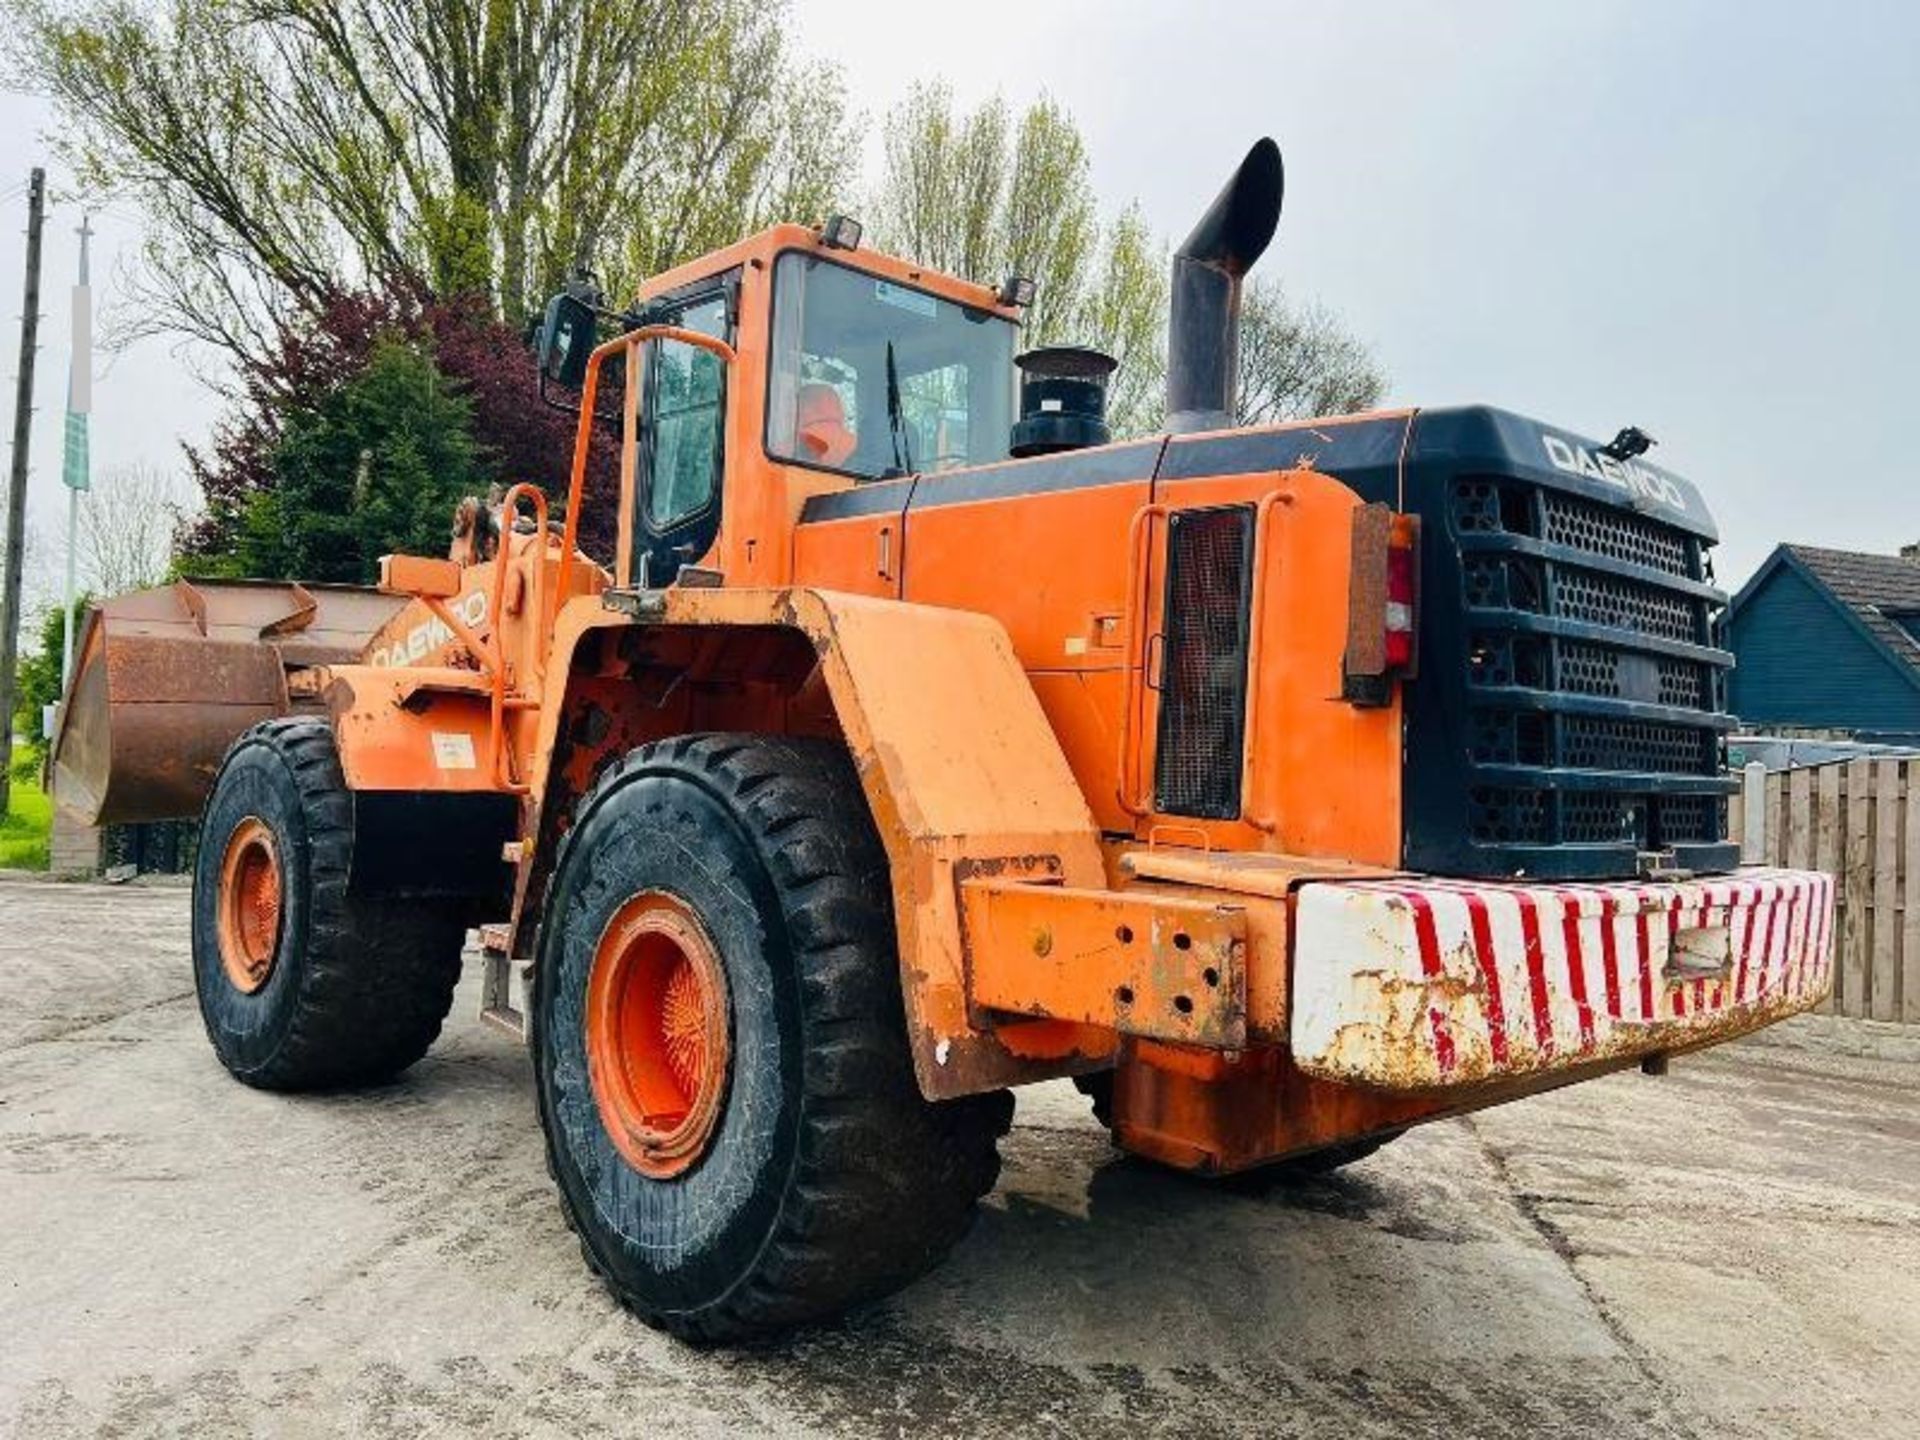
xmin=1469 ymin=786 xmax=1548 ymax=845
xmin=1551 ymin=567 xmax=1700 ymax=642
xmin=1560 ymin=715 xmax=1712 ymax=774
xmin=1445 ymin=473 xmax=1734 ymax=869
xmin=1558 ymin=640 xmax=1709 ymax=709
xmin=1561 ymin=792 xmax=1648 ymax=846
xmin=1540 ymin=490 xmax=1692 ymax=576
xmin=1153 ymin=505 xmax=1255 ymax=819
xmin=1657 ymin=794 xmax=1725 ymax=844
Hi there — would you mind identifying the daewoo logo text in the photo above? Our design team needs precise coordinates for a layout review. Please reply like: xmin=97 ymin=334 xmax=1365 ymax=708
xmin=368 ymin=588 xmax=490 ymax=667
xmin=1541 ymin=435 xmax=1688 ymax=511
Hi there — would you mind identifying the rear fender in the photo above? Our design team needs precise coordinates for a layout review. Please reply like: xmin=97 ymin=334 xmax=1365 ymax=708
xmin=517 ymin=586 xmax=1116 ymax=1099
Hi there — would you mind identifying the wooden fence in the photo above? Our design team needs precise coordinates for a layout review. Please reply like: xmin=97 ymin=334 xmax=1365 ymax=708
xmin=1730 ymin=758 xmax=1920 ymax=1022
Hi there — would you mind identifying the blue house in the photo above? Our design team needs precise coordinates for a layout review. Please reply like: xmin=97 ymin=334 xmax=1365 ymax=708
xmin=1727 ymin=544 xmax=1920 ymax=743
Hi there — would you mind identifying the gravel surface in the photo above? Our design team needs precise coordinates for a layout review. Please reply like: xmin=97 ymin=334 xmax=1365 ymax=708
xmin=2 ymin=874 xmax=1915 ymax=1438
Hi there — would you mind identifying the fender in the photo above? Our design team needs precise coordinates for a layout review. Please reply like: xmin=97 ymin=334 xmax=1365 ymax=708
xmin=514 ymin=585 xmax=1116 ymax=1099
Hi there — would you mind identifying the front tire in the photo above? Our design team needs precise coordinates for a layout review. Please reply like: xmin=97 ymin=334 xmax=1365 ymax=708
xmin=533 ymin=733 xmax=1010 ymax=1342
xmin=192 ymin=718 xmax=466 ymax=1090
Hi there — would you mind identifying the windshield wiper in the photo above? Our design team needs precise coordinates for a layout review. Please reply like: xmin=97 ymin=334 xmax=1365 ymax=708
xmin=884 ymin=340 xmax=913 ymax=477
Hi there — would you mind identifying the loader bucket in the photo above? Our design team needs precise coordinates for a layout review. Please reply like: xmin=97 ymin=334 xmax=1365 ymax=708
xmin=51 ymin=578 xmax=407 ymax=826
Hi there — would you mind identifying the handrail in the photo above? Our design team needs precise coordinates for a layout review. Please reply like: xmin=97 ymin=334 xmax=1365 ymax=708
xmin=487 ymin=484 xmax=549 ymax=793
xmin=555 ymin=324 xmax=740 ymax=607
xmin=1239 ymin=487 xmax=1294 ymax=833
xmin=1115 ymin=502 xmax=1169 ymax=818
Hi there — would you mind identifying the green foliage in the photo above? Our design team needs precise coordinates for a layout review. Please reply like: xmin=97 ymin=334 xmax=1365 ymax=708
xmin=206 ymin=340 xmax=484 ymax=584
xmin=875 ymin=83 xmax=1101 ymax=354
xmin=1077 ymin=204 xmax=1166 ymax=436
xmin=12 ymin=601 xmax=86 ymax=763
xmin=2 ymin=750 xmax=52 ymax=871
xmin=874 ymin=84 xmax=1387 ymax=437
xmin=10 ymin=0 xmax=859 ymax=358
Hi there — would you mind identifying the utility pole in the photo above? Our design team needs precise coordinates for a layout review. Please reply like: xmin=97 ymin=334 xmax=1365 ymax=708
xmin=0 ymin=167 xmax=48 ymax=817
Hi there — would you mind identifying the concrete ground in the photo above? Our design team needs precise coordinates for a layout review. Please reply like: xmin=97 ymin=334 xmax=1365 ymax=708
xmin=2 ymin=874 xmax=1916 ymax=1439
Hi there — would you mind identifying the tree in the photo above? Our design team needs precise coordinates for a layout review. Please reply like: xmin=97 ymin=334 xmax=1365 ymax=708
xmin=1075 ymin=204 xmax=1165 ymax=437
xmin=1235 ymin=281 xmax=1387 ymax=427
xmin=76 ymin=462 xmax=193 ymax=597
xmin=873 ymin=85 xmax=1386 ymax=438
xmin=9 ymin=0 xmax=858 ymax=361
xmin=202 ymin=338 xmax=485 ymax=585
xmin=180 ymin=289 xmax=620 ymax=567
xmin=874 ymin=84 xmax=1111 ymax=366
xmin=12 ymin=599 xmax=84 ymax=759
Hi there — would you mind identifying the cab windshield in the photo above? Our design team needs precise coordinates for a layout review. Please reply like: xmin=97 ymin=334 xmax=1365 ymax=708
xmin=765 ymin=252 xmax=1016 ymax=479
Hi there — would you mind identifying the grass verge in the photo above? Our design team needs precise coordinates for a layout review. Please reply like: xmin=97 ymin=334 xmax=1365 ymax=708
xmin=2 ymin=752 xmax=52 ymax=870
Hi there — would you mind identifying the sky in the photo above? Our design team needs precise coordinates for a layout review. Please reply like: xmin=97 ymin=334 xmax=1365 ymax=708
xmin=3 ymin=0 xmax=1917 ymax=591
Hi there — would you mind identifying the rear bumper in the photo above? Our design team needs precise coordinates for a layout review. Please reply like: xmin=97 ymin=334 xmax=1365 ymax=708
xmin=1291 ymin=867 xmax=1834 ymax=1090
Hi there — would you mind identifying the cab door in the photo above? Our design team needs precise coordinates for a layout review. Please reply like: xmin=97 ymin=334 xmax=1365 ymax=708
xmin=629 ymin=280 xmax=735 ymax=587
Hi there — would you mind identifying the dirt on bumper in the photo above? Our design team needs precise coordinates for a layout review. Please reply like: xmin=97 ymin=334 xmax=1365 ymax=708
xmin=1291 ymin=867 xmax=1835 ymax=1090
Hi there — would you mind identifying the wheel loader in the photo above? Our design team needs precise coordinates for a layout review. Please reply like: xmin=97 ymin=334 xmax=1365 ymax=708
xmin=54 ymin=139 xmax=1833 ymax=1341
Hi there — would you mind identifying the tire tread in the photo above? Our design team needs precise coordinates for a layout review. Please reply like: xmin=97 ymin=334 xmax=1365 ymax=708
xmin=536 ymin=732 xmax=1009 ymax=1341
xmin=204 ymin=717 xmax=464 ymax=1090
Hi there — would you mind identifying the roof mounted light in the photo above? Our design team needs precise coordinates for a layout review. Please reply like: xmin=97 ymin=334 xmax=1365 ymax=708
xmin=997 ymin=274 xmax=1036 ymax=308
xmin=821 ymin=214 xmax=863 ymax=251
xmin=1601 ymin=425 xmax=1656 ymax=461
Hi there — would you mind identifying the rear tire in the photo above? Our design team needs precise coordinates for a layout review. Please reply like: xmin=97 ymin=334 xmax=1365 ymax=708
xmin=191 ymin=718 xmax=466 ymax=1090
xmin=533 ymin=733 xmax=1011 ymax=1342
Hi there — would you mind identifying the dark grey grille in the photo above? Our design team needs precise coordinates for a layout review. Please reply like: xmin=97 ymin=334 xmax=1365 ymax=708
xmin=1540 ymin=491 xmax=1692 ymax=576
xmin=1657 ymin=794 xmax=1724 ymax=844
xmin=1469 ymin=786 xmax=1548 ymax=845
xmin=1551 ymin=568 xmax=1699 ymax=642
xmin=1561 ymin=715 xmax=1711 ymax=774
xmin=1468 ymin=633 xmax=1549 ymax=690
xmin=1470 ymin=711 xmax=1550 ymax=766
xmin=1468 ymin=788 xmax=1724 ymax=850
xmin=1452 ymin=479 xmax=1533 ymax=536
xmin=1153 ymin=506 xmax=1255 ymax=820
xmin=1558 ymin=641 xmax=1709 ymax=710
xmin=1464 ymin=556 xmax=1547 ymax=613
xmin=1659 ymin=663 xmax=1708 ymax=710
xmin=1448 ymin=470 xmax=1733 ymax=870
xmin=1561 ymin=793 xmax=1649 ymax=846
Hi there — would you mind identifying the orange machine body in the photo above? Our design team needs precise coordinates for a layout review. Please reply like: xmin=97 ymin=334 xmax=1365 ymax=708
xmin=202 ymin=221 xmax=1825 ymax=1174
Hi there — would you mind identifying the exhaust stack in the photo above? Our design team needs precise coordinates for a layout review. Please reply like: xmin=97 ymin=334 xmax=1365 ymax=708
xmin=1165 ymin=138 xmax=1284 ymax=434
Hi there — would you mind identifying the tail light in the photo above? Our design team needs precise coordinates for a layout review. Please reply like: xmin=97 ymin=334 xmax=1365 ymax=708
xmin=1343 ymin=504 xmax=1420 ymax=707
xmin=1384 ymin=514 xmax=1418 ymax=670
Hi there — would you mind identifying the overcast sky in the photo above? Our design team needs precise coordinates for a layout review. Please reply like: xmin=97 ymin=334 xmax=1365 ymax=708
xmin=4 ymin=0 xmax=1915 ymax=588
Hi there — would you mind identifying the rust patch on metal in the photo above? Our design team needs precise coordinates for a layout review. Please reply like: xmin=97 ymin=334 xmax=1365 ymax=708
xmin=962 ymin=876 xmax=1249 ymax=1049
xmin=52 ymin=579 xmax=405 ymax=825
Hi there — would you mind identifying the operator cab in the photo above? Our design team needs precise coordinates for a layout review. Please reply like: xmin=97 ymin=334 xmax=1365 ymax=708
xmin=763 ymin=251 xmax=1017 ymax=480
xmin=534 ymin=221 xmax=1030 ymax=591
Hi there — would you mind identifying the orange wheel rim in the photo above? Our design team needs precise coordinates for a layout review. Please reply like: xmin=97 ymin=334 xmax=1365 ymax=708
xmin=585 ymin=893 xmax=731 ymax=1179
xmin=217 ymin=817 xmax=282 ymax=994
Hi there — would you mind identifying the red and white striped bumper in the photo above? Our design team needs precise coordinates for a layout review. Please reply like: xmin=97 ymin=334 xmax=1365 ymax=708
xmin=1291 ymin=867 xmax=1834 ymax=1091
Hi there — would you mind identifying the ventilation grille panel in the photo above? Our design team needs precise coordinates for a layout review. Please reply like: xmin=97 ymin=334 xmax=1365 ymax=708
xmin=1153 ymin=506 xmax=1255 ymax=820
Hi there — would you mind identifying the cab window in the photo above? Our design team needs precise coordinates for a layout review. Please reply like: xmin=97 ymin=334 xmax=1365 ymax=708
xmin=644 ymin=291 xmax=729 ymax=528
xmin=765 ymin=253 xmax=1016 ymax=480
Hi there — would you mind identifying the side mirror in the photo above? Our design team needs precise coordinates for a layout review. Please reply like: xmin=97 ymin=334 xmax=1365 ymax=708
xmin=538 ymin=292 xmax=597 ymax=389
